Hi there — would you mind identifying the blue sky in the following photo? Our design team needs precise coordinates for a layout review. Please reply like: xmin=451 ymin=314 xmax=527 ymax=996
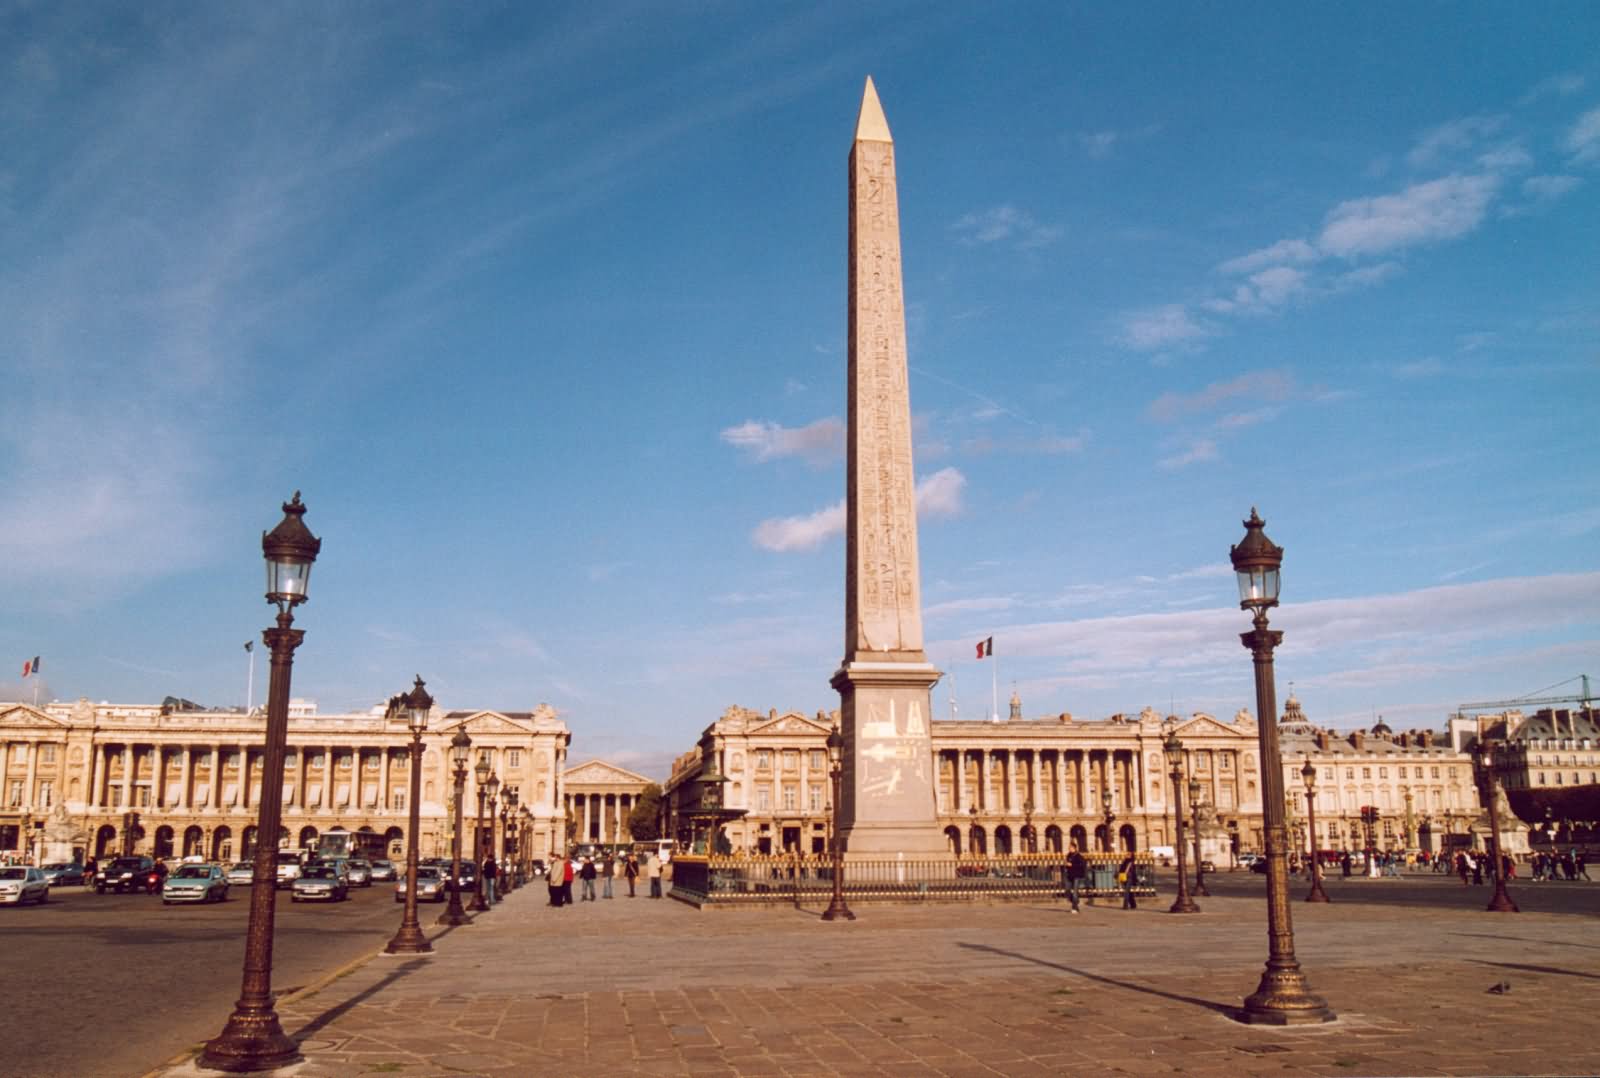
xmin=3 ymin=4 xmax=1597 ymax=778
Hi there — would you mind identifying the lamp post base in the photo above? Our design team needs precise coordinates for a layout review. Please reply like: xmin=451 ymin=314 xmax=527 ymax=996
xmin=1486 ymin=888 xmax=1519 ymax=913
xmin=437 ymin=902 xmax=471 ymax=927
xmin=384 ymin=924 xmax=434 ymax=955
xmin=1169 ymin=895 xmax=1200 ymax=914
xmin=821 ymin=898 xmax=855 ymax=921
xmin=1239 ymin=966 xmax=1336 ymax=1025
xmin=198 ymin=1009 xmax=302 ymax=1073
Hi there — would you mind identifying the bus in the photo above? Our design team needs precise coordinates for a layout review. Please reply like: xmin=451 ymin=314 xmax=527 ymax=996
xmin=315 ymin=828 xmax=388 ymax=862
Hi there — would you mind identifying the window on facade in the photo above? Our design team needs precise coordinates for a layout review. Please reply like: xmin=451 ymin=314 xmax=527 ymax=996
xmin=38 ymin=781 xmax=52 ymax=807
xmin=40 ymin=744 xmax=56 ymax=764
xmin=756 ymin=750 xmax=772 ymax=771
xmin=782 ymin=750 xmax=799 ymax=771
xmin=1382 ymin=821 xmax=1393 ymax=836
xmin=363 ymin=754 xmax=379 ymax=772
xmin=809 ymin=749 xmax=824 ymax=770
xmin=1221 ymin=754 xmax=1232 ymax=771
xmin=137 ymin=787 xmax=150 ymax=807
xmin=1449 ymin=768 xmax=1458 ymax=779
xmin=1346 ymin=768 xmax=1354 ymax=779
xmin=1324 ymin=767 xmax=1334 ymax=780
xmin=109 ymin=787 xmax=122 ymax=808
xmin=809 ymin=786 xmax=823 ymax=811
xmin=392 ymin=789 xmax=406 ymax=811
xmin=337 ymin=755 xmax=351 ymax=770
xmin=782 ymin=787 xmax=797 ymax=810
xmin=1362 ymin=767 xmax=1371 ymax=779
xmin=756 ymin=787 xmax=771 ymax=811
xmin=7 ymin=781 xmax=21 ymax=807
xmin=1379 ymin=767 xmax=1388 ymax=779
xmin=507 ymin=749 xmax=520 ymax=768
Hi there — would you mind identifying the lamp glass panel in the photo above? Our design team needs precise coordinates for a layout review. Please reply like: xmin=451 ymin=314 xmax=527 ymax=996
xmin=266 ymin=558 xmax=312 ymax=601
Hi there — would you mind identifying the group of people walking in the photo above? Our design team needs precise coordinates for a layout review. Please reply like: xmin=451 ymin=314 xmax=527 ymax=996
xmin=544 ymin=851 xmax=665 ymax=907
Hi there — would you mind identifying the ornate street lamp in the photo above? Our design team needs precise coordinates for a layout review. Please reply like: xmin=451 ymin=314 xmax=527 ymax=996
xmin=438 ymin=730 xmax=472 ymax=926
xmin=1472 ymin=742 xmax=1519 ymax=913
xmin=1360 ymin=806 xmax=1380 ymax=877
xmin=1164 ymin=731 xmax=1198 ymax=914
xmin=485 ymin=772 xmax=501 ymax=903
xmin=821 ymin=725 xmax=854 ymax=921
xmin=1101 ymin=786 xmax=1116 ymax=853
xmin=1300 ymin=758 xmax=1329 ymax=903
xmin=200 ymin=493 xmax=322 ymax=1073
xmin=386 ymin=677 xmax=435 ymax=954
xmin=1230 ymin=508 xmax=1334 ymax=1024
xmin=502 ymin=787 xmax=518 ymax=891
xmin=1187 ymin=776 xmax=1210 ymax=897
xmin=470 ymin=761 xmax=493 ymax=913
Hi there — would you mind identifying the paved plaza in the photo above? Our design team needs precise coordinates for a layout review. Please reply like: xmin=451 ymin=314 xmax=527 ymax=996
xmin=147 ymin=871 xmax=1600 ymax=1078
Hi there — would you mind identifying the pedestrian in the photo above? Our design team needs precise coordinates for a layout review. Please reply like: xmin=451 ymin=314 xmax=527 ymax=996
xmin=562 ymin=853 xmax=576 ymax=906
xmin=1471 ymin=854 xmax=1484 ymax=886
xmin=1118 ymin=852 xmax=1137 ymax=910
xmin=1456 ymin=852 xmax=1470 ymax=885
xmin=624 ymin=854 xmax=639 ymax=897
xmin=647 ymin=854 xmax=663 ymax=898
xmin=480 ymin=854 xmax=497 ymax=904
xmin=1341 ymin=850 xmax=1352 ymax=878
xmin=1576 ymin=851 xmax=1591 ymax=881
xmin=602 ymin=852 xmax=615 ymax=898
xmin=1063 ymin=844 xmax=1086 ymax=914
xmin=580 ymin=856 xmax=597 ymax=901
xmin=547 ymin=852 xmax=564 ymax=907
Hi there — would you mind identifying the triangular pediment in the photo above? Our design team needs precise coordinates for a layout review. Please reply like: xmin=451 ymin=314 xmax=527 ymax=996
xmin=747 ymin=712 xmax=832 ymax=737
xmin=563 ymin=759 xmax=653 ymax=785
xmin=442 ymin=711 xmax=537 ymax=737
xmin=0 ymin=704 xmax=68 ymax=730
xmin=1172 ymin=714 xmax=1248 ymax=739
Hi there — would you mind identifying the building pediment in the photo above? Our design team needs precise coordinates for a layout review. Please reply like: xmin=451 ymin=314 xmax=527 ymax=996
xmin=563 ymin=759 xmax=653 ymax=786
xmin=747 ymin=712 xmax=832 ymax=737
xmin=1172 ymin=714 xmax=1249 ymax=739
xmin=0 ymin=704 xmax=69 ymax=730
xmin=442 ymin=711 xmax=539 ymax=738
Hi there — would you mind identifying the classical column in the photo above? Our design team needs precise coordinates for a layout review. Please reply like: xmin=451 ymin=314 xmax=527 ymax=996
xmin=119 ymin=746 xmax=133 ymax=811
xmin=213 ymin=745 xmax=226 ymax=810
xmin=379 ymin=747 xmax=391 ymax=813
xmin=978 ymin=750 xmax=990 ymax=812
xmin=24 ymin=740 xmax=39 ymax=809
xmin=832 ymin=77 xmax=944 ymax=856
xmin=179 ymin=747 xmax=192 ymax=810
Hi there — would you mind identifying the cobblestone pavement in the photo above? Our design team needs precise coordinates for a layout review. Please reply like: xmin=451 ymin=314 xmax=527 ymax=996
xmin=153 ymin=873 xmax=1600 ymax=1077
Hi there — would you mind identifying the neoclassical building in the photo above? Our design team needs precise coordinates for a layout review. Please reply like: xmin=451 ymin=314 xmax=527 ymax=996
xmin=664 ymin=694 xmax=1487 ymax=859
xmin=562 ymin=759 xmax=654 ymax=848
xmin=0 ymin=697 xmax=571 ymax=866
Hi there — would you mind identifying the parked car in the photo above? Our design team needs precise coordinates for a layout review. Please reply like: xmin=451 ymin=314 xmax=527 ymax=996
xmin=162 ymin=863 xmax=230 ymax=904
xmin=448 ymin=861 xmax=479 ymax=892
xmin=395 ymin=865 xmax=447 ymax=903
xmin=96 ymin=856 xmax=159 ymax=894
xmin=225 ymin=862 xmax=255 ymax=886
xmin=40 ymin=863 xmax=87 ymax=886
xmin=368 ymin=859 xmax=397 ymax=882
xmin=276 ymin=850 xmax=304 ymax=888
xmin=291 ymin=864 xmax=349 ymax=902
xmin=345 ymin=859 xmax=373 ymax=887
xmin=529 ymin=859 xmax=546 ymax=878
xmin=0 ymin=866 xmax=50 ymax=905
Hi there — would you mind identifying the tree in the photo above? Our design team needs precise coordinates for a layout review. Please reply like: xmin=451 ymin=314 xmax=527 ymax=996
xmin=627 ymin=784 xmax=665 ymax=841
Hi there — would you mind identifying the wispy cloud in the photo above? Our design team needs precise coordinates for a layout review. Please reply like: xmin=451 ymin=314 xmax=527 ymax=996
xmin=1216 ymin=238 xmax=1318 ymax=275
xmin=1564 ymin=105 xmax=1600 ymax=163
xmin=950 ymin=204 xmax=1063 ymax=249
xmin=720 ymin=417 xmax=844 ymax=465
xmin=1318 ymin=173 xmax=1500 ymax=257
xmin=751 ymin=467 xmax=967 ymax=552
xmin=1147 ymin=370 xmax=1295 ymax=422
xmin=1119 ymin=304 xmax=1212 ymax=351
xmin=1157 ymin=438 xmax=1219 ymax=470
xmin=1519 ymin=73 xmax=1586 ymax=105
xmin=1406 ymin=114 xmax=1505 ymax=169
xmin=1076 ymin=124 xmax=1160 ymax=160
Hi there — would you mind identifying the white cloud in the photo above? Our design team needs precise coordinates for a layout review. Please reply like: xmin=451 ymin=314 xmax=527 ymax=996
xmin=1318 ymin=173 xmax=1500 ymax=258
xmin=1391 ymin=357 xmax=1446 ymax=379
xmin=1519 ymin=73 xmax=1586 ymax=105
xmin=1157 ymin=438 xmax=1218 ymax=470
xmin=1119 ymin=304 xmax=1211 ymax=350
xmin=1476 ymin=144 xmax=1533 ymax=172
xmin=1329 ymin=261 xmax=1404 ymax=291
xmin=1521 ymin=174 xmax=1582 ymax=200
xmin=1244 ymin=265 xmax=1306 ymax=308
xmin=1076 ymin=124 xmax=1160 ymax=160
xmin=1148 ymin=369 xmax=1295 ymax=422
xmin=951 ymin=205 xmax=1063 ymax=249
xmin=1216 ymin=238 xmax=1317 ymax=275
xmin=1406 ymin=114 xmax=1505 ymax=169
xmin=924 ymin=595 xmax=1021 ymax=619
xmin=752 ymin=467 xmax=966 ymax=552
xmin=720 ymin=416 xmax=844 ymax=464
xmin=1563 ymin=106 xmax=1600 ymax=163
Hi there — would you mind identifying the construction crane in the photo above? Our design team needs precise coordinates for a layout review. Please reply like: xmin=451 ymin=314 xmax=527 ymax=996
xmin=1457 ymin=674 xmax=1595 ymax=716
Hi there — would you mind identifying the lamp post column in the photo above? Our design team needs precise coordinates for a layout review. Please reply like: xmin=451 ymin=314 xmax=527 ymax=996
xmin=1165 ymin=735 xmax=1198 ymax=914
xmin=821 ymin=726 xmax=853 ymax=921
xmin=1302 ymin=761 xmax=1330 ymax=904
xmin=1477 ymin=745 xmax=1519 ymax=913
xmin=439 ymin=730 xmax=471 ymax=927
xmin=386 ymin=678 xmax=433 ymax=955
xmin=201 ymin=494 xmax=320 ymax=1073
xmin=1189 ymin=777 xmax=1210 ymax=897
xmin=470 ymin=775 xmax=489 ymax=913
xmin=1232 ymin=509 xmax=1333 ymax=1026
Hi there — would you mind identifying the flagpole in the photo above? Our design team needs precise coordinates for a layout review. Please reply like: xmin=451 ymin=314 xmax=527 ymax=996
xmin=991 ymin=651 xmax=999 ymax=723
xmin=950 ymin=669 xmax=959 ymax=720
xmin=247 ymin=644 xmax=256 ymax=714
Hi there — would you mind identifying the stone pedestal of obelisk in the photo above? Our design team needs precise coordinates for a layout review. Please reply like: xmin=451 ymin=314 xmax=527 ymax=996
xmin=831 ymin=77 xmax=946 ymax=856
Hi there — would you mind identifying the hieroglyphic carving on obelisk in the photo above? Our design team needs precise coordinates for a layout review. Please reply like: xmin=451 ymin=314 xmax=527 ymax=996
xmin=845 ymin=76 xmax=924 ymax=662
xmin=832 ymin=78 xmax=945 ymax=855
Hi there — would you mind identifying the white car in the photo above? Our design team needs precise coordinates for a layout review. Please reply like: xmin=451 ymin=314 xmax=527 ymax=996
xmin=0 ymin=866 xmax=50 ymax=905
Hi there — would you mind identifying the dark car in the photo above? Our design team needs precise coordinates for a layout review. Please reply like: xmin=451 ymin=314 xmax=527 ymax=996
xmin=96 ymin=856 xmax=160 ymax=894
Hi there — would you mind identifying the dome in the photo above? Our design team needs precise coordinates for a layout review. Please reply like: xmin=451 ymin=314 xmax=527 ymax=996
xmin=1370 ymin=717 xmax=1393 ymax=736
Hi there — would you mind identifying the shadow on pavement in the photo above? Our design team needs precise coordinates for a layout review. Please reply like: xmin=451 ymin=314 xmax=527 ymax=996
xmin=957 ymin=941 xmax=1241 ymax=1018
xmin=1472 ymin=959 xmax=1600 ymax=981
xmin=1451 ymin=931 xmax=1600 ymax=951
xmin=290 ymin=957 xmax=432 ymax=1043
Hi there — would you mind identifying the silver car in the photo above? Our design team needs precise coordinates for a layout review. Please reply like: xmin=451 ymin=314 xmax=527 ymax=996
xmin=225 ymin=862 xmax=255 ymax=885
xmin=291 ymin=864 xmax=349 ymax=902
xmin=368 ymin=859 xmax=397 ymax=882
xmin=0 ymin=866 xmax=50 ymax=905
xmin=163 ymin=863 xmax=230 ymax=905
xmin=345 ymin=859 xmax=373 ymax=887
xmin=394 ymin=864 xmax=447 ymax=903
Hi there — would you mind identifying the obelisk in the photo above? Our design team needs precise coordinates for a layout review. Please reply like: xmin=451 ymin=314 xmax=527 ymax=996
xmin=831 ymin=77 xmax=945 ymax=855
